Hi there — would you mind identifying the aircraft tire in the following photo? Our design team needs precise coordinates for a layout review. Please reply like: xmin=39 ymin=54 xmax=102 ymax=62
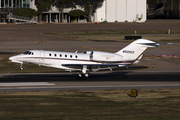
xmin=85 ymin=73 xmax=89 ymax=78
xmin=20 ymin=67 xmax=23 ymax=71
xmin=78 ymin=73 xmax=82 ymax=78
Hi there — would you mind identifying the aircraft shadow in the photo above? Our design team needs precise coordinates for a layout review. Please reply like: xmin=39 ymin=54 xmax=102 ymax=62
xmin=0 ymin=71 xmax=180 ymax=82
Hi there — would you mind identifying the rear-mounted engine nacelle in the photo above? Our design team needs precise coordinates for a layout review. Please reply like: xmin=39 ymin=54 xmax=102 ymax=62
xmin=90 ymin=51 xmax=123 ymax=62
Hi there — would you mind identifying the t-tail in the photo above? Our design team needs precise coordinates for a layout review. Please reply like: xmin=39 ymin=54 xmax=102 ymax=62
xmin=116 ymin=39 xmax=159 ymax=63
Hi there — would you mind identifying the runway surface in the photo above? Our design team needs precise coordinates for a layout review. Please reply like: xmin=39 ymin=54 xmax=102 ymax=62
xmin=0 ymin=71 xmax=180 ymax=92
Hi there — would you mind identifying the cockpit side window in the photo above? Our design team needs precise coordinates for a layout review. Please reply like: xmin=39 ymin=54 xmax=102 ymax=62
xmin=23 ymin=51 xmax=33 ymax=55
xmin=23 ymin=51 xmax=31 ymax=55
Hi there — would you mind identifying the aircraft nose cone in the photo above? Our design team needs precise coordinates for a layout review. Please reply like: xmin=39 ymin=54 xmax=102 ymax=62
xmin=9 ymin=57 xmax=13 ymax=61
xmin=9 ymin=56 xmax=15 ymax=61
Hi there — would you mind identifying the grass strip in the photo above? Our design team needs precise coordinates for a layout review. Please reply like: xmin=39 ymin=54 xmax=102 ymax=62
xmin=43 ymin=30 xmax=180 ymax=42
xmin=0 ymin=89 xmax=180 ymax=120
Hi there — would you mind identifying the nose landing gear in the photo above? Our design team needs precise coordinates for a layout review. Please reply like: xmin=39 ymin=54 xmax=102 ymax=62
xmin=20 ymin=63 xmax=23 ymax=71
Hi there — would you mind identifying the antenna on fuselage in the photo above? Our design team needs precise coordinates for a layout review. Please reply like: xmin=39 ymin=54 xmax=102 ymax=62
xmin=75 ymin=50 xmax=78 ymax=53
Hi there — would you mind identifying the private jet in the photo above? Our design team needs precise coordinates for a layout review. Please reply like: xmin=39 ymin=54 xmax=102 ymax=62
xmin=9 ymin=39 xmax=159 ymax=77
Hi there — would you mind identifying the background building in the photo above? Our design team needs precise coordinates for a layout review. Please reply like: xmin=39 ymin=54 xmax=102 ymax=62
xmin=0 ymin=0 xmax=37 ymax=9
xmin=0 ymin=0 xmax=180 ymax=23
xmin=94 ymin=0 xmax=147 ymax=22
xmin=0 ymin=0 xmax=37 ymax=23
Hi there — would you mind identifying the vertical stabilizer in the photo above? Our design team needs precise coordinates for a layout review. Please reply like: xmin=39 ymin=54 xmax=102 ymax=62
xmin=116 ymin=39 xmax=159 ymax=61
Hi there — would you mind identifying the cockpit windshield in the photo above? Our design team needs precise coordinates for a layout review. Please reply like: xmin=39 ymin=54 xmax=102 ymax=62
xmin=23 ymin=51 xmax=33 ymax=55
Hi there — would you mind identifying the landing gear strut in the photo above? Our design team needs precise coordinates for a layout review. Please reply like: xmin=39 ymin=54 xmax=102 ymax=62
xmin=20 ymin=63 xmax=23 ymax=70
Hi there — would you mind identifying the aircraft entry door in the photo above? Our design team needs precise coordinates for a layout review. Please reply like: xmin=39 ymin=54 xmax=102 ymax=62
xmin=39 ymin=51 xmax=45 ymax=62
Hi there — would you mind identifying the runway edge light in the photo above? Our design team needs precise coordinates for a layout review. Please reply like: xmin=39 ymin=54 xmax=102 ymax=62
xmin=127 ymin=89 xmax=138 ymax=98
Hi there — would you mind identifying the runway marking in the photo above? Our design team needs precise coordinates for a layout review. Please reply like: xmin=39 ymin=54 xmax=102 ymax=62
xmin=1 ymin=84 xmax=180 ymax=90
xmin=0 ymin=82 xmax=55 ymax=86
xmin=148 ymin=45 xmax=179 ymax=50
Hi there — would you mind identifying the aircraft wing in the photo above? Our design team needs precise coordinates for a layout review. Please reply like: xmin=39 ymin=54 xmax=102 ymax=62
xmin=61 ymin=57 xmax=139 ymax=72
xmin=62 ymin=63 xmax=128 ymax=72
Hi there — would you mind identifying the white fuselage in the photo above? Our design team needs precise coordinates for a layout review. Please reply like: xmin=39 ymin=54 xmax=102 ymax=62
xmin=9 ymin=50 xmax=130 ymax=72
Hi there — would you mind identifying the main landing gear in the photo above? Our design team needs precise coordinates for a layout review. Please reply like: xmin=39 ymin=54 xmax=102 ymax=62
xmin=78 ymin=65 xmax=89 ymax=78
xmin=78 ymin=72 xmax=89 ymax=78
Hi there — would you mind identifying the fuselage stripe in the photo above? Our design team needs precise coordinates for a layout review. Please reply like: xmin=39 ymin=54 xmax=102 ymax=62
xmin=17 ymin=57 xmax=135 ymax=64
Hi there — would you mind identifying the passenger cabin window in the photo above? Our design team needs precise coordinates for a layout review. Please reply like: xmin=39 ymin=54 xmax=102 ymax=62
xmin=75 ymin=55 xmax=78 ymax=58
xmin=70 ymin=55 xmax=72 ymax=58
xmin=54 ymin=54 xmax=57 ymax=57
xmin=49 ymin=53 xmax=51 ymax=56
xmin=65 ymin=55 xmax=67 ymax=57
xmin=60 ymin=54 xmax=62 ymax=57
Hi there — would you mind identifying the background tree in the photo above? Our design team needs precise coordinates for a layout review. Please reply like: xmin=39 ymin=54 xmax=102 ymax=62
xmin=36 ymin=0 xmax=53 ymax=22
xmin=68 ymin=9 xmax=87 ymax=22
xmin=81 ymin=0 xmax=104 ymax=22
xmin=55 ymin=0 xmax=77 ymax=23
xmin=12 ymin=8 xmax=38 ymax=18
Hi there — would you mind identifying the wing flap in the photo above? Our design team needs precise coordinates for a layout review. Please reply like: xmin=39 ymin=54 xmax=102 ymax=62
xmin=62 ymin=63 xmax=129 ymax=66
